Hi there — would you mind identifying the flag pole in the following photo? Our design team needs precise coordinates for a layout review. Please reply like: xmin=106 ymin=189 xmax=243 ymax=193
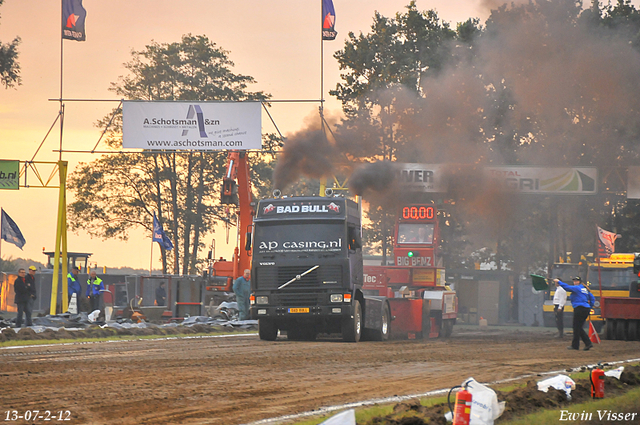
xmin=150 ymin=239 xmax=153 ymax=276
xmin=319 ymin=0 xmax=327 ymax=196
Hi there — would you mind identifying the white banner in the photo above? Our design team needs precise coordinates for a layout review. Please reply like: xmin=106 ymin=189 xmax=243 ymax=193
xmin=396 ymin=164 xmax=598 ymax=195
xmin=122 ymin=101 xmax=262 ymax=150
xmin=396 ymin=163 xmax=448 ymax=192
xmin=485 ymin=166 xmax=597 ymax=194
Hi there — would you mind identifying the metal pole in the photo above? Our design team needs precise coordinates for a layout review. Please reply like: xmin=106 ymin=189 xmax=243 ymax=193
xmin=319 ymin=0 xmax=327 ymax=196
xmin=150 ymin=240 xmax=153 ymax=276
xmin=50 ymin=161 xmax=68 ymax=315
xmin=59 ymin=0 xmax=64 ymax=162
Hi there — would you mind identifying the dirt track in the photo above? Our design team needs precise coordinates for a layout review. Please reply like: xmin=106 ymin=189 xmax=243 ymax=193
xmin=1 ymin=327 xmax=639 ymax=425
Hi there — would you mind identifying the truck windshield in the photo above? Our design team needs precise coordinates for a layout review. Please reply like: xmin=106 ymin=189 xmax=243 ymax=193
xmin=254 ymin=223 xmax=344 ymax=255
xmin=587 ymin=267 xmax=634 ymax=289
xmin=397 ymin=223 xmax=434 ymax=244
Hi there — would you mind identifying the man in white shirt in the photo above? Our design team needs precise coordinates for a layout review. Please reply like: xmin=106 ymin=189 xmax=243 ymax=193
xmin=553 ymin=280 xmax=568 ymax=338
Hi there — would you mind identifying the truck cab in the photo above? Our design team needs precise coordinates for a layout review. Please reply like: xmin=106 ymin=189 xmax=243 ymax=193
xmin=250 ymin=196 xmax=365 ymax=341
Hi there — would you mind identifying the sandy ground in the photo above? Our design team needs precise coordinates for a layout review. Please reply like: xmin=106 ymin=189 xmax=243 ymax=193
xmin=0 ymin=326 xmax=639 ymax=425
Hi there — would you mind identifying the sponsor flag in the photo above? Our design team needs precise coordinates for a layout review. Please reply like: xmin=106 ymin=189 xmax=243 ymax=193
xmin=322 ymin=0 xmax=337 ymax=40
xmin=153 ymin=212 xmax=174 ymax=251
xmin=596 ymin=225 xmax=619 ymax=259
xmin=1 ymin=208 xmax=26 ymax=250
xmin=62 ymin=0 xmax=87 ymax=41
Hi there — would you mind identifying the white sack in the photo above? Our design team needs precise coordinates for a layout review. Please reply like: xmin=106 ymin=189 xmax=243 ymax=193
xmin=463 ymin=378 xmax=506 ymax=425
xmin=537 ymin=375 xmax=575 ymax=398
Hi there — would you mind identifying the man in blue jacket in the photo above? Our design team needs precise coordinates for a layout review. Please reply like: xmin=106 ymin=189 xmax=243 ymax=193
xmin=67 ymin=266 xmax=82 ymax=312
xmin=554 ymin=276 xmax=596 ymax=351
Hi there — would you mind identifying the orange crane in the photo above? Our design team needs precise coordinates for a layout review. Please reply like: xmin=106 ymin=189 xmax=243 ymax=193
xmin=207 ymin=151 xmax=255 ymax=292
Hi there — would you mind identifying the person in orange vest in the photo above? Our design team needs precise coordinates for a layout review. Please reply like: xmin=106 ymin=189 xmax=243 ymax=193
xmin=86 ymin=270 xmax=104 ymax=313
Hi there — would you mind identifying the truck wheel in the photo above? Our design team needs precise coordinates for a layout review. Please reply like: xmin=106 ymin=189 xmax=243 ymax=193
xmin=371 ymin=303 xmax=390 ymax=341
xmin=605 ymin=319 xmax=615 ymax=340
xmin=259 ymin=319 xmax=278 ymax=341
xmin=615 ymin=319 xmax=627 ymax=341
xmin=440 ymin=319 xmax=454 ymax=338
xmin=627 ymin=320 xmax=639 ymax=341
xmin=342 ymin=300 xmax=362 ymax=343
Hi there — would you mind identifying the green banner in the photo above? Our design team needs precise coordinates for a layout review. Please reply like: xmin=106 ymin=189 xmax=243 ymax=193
xmin=0 ymin=160 xmax=19 ymax=190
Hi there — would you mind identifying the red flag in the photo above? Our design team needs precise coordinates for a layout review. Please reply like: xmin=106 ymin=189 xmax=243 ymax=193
xmin=596 ymin=225 xmax=619 ymax=259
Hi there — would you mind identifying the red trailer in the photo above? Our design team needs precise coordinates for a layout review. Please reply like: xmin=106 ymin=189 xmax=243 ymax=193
xmin=601 ymin=296 xmax=640 ymax=341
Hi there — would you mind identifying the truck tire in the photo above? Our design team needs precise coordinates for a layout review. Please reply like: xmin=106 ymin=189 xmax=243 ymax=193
xmin=371 ymin=303 xmax=390 ymax=341
xmin=627 ymin=320 xmax=639 ymax=341
xmin=440 ymin=319 xmax=454 ymax=338
xmin=615 ymin=319 xmax=627 ymax=341
xmin=605 ymin=319 xmax=615 ymax=340
xmin=342 ymin=300 xmax=362 ymax=343
xmin=259 ymin=319 xmax=278 ymax=341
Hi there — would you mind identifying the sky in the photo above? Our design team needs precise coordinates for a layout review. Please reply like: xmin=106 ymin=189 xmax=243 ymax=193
xmin=0 ymin=0 xmax=559 ymax=270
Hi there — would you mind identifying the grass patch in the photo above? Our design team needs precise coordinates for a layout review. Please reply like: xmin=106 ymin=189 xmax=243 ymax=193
xmin=501 ymin=386 xmax=640 ymax=424
xmin=289 ymin=364 xmax=640 ymax=425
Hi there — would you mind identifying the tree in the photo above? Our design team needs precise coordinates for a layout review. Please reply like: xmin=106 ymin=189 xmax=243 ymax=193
xmin=330 ymin=0 xmax=640 ymax=273
xmin=68 ymin=35 xmax=275 ymax=274
xmin=330 ymin=3 xmax=470 ymax=262
xmin=0 ymin=0 xmax=21 ymax=89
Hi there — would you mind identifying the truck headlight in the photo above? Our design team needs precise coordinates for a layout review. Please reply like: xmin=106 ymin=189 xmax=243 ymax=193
xmin=256 ymin=296 xmax=269 ymax=305
xmin=593 ymin=300 xmax=600 ymax=308
xmin=330 ymin=294 xmax=343 ymax=303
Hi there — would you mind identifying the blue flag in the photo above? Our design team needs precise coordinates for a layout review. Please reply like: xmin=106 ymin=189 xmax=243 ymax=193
xmin=62 ymin=0 xmax=87 ymax=41
xmin=322 ymin=0 xmax=337 ymax=40
xmin=153 ymin=212 xmax=174 ymax=251
xmin=1 ymin=208 xmax=26 ymax=250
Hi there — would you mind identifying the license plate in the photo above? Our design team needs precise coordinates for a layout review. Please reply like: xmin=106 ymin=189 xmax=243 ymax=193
xmin=288 ymin=307 xmax=309 ymax=313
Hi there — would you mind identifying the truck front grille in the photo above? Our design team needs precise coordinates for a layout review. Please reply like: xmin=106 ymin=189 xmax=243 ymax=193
xmin=256 ymin=265 xmax=342 ymax=290
xmin=276 ymin=291 xmax=322 ymax=306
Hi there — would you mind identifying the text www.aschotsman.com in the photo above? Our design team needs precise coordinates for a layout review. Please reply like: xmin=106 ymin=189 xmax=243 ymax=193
xmin=145 ymin=139 xmax=244 ymax=147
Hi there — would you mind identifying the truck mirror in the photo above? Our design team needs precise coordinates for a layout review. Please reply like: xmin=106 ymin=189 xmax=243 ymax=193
xmin=245 ymin=232 xmax=252 ymax=251
xmin=634 ymin=254 xmax=640 ymax=276
xmin=207 ymin=250 xmax=212 ymax=260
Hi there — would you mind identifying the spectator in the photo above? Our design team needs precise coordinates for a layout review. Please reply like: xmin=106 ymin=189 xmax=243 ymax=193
xmin=14 ymin=268 xmax=35 ymax=327
xmin=233 ymin=269 xmax=251 ymax=320
xmin=553 ymin=279 xmax=567 ymax=339
xmin=86 ymin=270 xmax=105 ymax=313
xmin=155 ymin=282 xmax=166 ymax=306
xmin=67 ymin=266 xmax=82 ymax=312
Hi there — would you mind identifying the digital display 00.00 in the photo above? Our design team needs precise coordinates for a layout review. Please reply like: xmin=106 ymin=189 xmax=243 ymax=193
xmin=401 ymin=206 xmax=435 ymax=220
